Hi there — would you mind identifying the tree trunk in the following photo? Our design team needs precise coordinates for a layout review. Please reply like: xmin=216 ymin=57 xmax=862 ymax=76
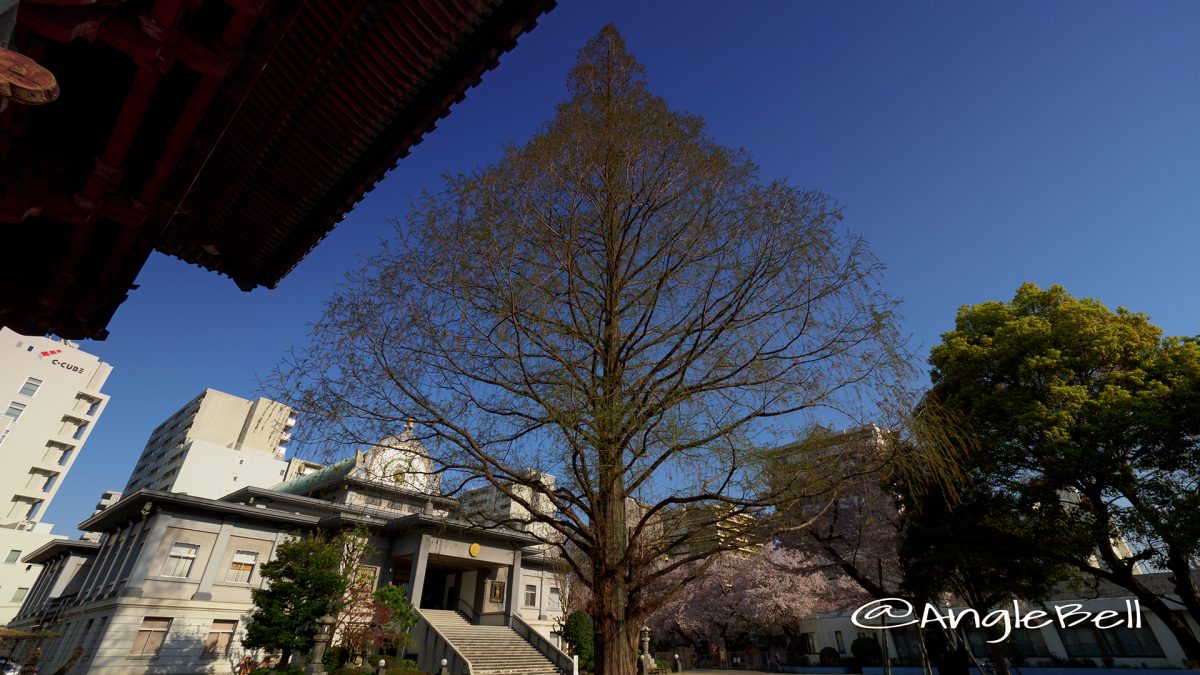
xmin=1140 ymin=591 xmax=1200 ymax=662
xmin=1086 ymin=503 xmax=1200 ymax=662
xmin=1166 ymin=549 xmax=1200 ymax=657
xmin=281 ymin=647 xmax=292 ymax=669
xmin=592 ymin=548 xmax=638 ymax=674
xmin=983 ymin=624 xmax=1010 ymax=675
xmin=922 ymin=627 xmax=969 ymax=675
xmin=593 ymin=429 xmax=636 ymax=675
xmin=1092 ymin=555 xmax=1200 ymax=661
xmin=594 ymin=597 xmax=638 ymax=675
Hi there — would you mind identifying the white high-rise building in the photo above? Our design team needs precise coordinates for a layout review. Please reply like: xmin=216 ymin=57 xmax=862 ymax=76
xmin=461 ymin=469 xmax=559 ymax=547
xmin=0 ymin=327 xmax=111 ymax=527
xmin=122 ymin=389 xmax=297 ymax=499
xmin=0 ymin=327 xmax=112 ymax=624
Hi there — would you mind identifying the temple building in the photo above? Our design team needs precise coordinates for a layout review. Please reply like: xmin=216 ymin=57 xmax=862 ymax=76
xmin=8 ymin=432 xmax=570 ymax=674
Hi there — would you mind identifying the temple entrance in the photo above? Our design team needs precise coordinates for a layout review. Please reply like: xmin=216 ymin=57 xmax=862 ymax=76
xmin=419 ymin=562 xmax=481 ymax=613
xmin=412 ymin=554 xmax=507 ymax=621
xmin=421 ymin=566 xmax=451 ymax=609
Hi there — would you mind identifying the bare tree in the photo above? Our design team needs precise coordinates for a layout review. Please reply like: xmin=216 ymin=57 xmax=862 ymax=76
xmin=274 ymin=26 xmax=906 ymax=675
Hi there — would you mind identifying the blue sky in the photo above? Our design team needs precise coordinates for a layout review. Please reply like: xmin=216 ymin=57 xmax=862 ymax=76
xmin=44 ymin=1 xmax=1200 ymax=530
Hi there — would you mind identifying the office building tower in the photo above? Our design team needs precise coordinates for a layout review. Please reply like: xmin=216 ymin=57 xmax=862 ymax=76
xmin=123 ymin=389 xmax=296 ymax=499
xmin=0 ymin=327 xmax=111 ymax=527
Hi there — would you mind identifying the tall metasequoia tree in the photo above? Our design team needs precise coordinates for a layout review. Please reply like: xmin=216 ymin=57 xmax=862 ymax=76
xmin=276 ymin=26 xmax=905 ymax=675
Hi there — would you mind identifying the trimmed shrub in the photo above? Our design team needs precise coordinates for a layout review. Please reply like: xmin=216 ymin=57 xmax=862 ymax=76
xmin=819 ymin=647 xmax=841 ymax=666
xmin=851 ymin=636 xmax=882 ymax=665
xmin=562 ymin=611 xmax=595 ymax=672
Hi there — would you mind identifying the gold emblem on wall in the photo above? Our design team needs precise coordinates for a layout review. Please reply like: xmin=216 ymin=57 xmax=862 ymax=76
xmin=469 ymin=543 xmax=481 ymax=557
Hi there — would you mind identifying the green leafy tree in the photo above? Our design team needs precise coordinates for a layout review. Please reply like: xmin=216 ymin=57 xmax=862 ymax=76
xmin=243 ymin=534 xmax=349 ymax=667
xmin=563 ymin=611 xmax=595 ymax=673
xmin=899 ymin=480 xmax=1072 ymax=675
xmin=274 ymin=24 xmax=904 ymax=675
xmin=927 ymin=283 xmax=1200 ymax=660
xmin=372 ymin=584 xmax=419 ymax=654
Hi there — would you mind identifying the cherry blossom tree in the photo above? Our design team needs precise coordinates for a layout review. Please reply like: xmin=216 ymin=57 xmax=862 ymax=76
xmin=648 ymin=545 xmax=862 ymax=647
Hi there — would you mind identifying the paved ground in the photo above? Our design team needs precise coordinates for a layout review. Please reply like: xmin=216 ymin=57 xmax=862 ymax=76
xmin=686 ymin=667 xmax=777 ymax=672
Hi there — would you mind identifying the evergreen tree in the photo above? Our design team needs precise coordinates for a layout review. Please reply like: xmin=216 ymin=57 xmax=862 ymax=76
xmin=243 ymin=534 xmax=348 ymax=667
xmin=927 ymin=283 xmax=1200 ymax=660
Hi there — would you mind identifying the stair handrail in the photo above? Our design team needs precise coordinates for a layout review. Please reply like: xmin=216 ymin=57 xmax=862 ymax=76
xmin=413 ymin=607 xmax=476 ymax=675
xmin=456 ymin=597 xmax=477 ymax=622
xmin=508 ymin=612 xmax=574 ymax=674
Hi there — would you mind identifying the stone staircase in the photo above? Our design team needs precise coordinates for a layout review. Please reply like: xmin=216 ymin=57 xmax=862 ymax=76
xmin=421 ymin=609 xmax=563 ymax=675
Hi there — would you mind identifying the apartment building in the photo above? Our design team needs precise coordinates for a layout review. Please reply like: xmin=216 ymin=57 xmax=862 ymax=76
xmin=0 ymin=327 xmax=111 ymax=527
xmin=123 ymin=389 xmax=297 ymax=498
xmin=0 ymin=328 xmax=112 ymax=624
xmin=460 ymin=470 xmax=565 ymax=620
xmin=461 ymin=469 xmax=558 ymax=546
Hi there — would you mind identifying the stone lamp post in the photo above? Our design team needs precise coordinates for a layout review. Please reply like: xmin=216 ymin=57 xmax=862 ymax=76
xmin=638 ymin=625 xmax=656 ymax=675
xmin=305 ymin=612 xmax=336 ymax=674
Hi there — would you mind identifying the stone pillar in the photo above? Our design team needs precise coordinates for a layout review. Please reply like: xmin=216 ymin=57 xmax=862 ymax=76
xmin=120 ymin=513 xmax=171 ymax=598
xmin=537 ymin=569 xmax=548 ymax=620
xmin=407 ymin=534 xmax=430 ymax=609
xmin=192 ymin=519 xmax=236 ymax=601
xmin=505 ymin=547 xmax=522 ymax=622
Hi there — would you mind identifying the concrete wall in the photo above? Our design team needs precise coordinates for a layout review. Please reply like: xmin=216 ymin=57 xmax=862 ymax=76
xmin=517 ymin=566 xmax=565 ymax=646
xmin=170 ymin=440 xmax=289 ymax=499
xmin=0 ymin=527 xmax=63 ymax=624
xmin=28 ymin=509 xmax=287 ymax=674
xmin=40 ymin=602 xmax=258 ymax=675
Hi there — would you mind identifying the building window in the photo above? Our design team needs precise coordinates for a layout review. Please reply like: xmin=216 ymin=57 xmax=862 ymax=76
xmin=4 ymin=401 xmax=26 ymax=421
xmin=1059 ymin=624 xmax=1164 ymax=658
xmin=161 ymin=543 xmax=200 ymax=578
xmin=72 ymin=422 xmax=88 ymax=440
xmin=0 ymin=429 xmax=8 ymax=446
xmin=524 ymin=584 xmax=537 ymax=607
xmin=204 ymin=619 xmax=237 ymax=656
xmin=42 ymin=473 xmax=59 ymax=493
xmin=86 ymin=399 xmax=101 ymax=416
xmin=799 ymin=632 xmax=815 ymax=654
xmin=11 ymin=587 xmax=28 ymax=602
xmin=549 ymin=586 xmax=561 ymax=609
xmin=227 ymin=550 xmax=258 ymax=583
xmin=18 ymin=378 xmax=42 ymax=397
xmin=4 ymin=549 xmax=20 ymax=564
xmin=130 ymin=617 xmax=172 ymax=656
xmin=835 ymin=630 xmax=846 ymax=654
xmin=25 ymin=500 xmax=42 ymax=521
xmin=1009 ymin=628 xmax=1052 ymax=658
xmin=57 ymin=448 xmax=72 ymax=466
